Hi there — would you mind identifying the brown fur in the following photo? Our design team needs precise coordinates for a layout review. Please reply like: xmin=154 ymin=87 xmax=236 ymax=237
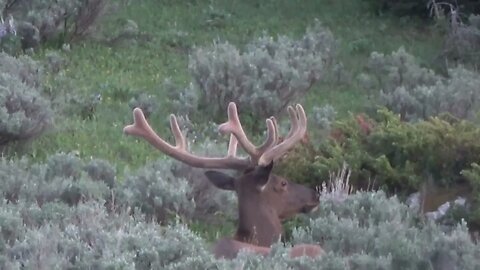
xmin=205 ymin=163 xmax=322 ymax=259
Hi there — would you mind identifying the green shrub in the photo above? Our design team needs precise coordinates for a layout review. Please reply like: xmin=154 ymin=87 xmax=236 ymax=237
xmin=442 ymin=14 xmax=480 ymax=69
xmin=279 ymin=109 xmax=480 ymax=229
xmin=0 ymin=13 xmax=18 ymax=53
xmin=279 ymin=109 xmax=480 ymax=194
xmin=165 ymin=78 xmax=199 ymax=118
xmin=359 ymin=48 xmax=480 ymax=121
xmin=432 ymin=67 xmax=480 ymax=119
xmin=2 ymin=0 xmax=108 ymax=49
xmin=358 ymin=47 xmax=438 ymax=121
xmin=311 ymin=104 xmax=337 ymax=141
xmin=365 ymin=0 xmax=428 ymax=17
xmin=174 ymin=19 xmax=335 ymax=125
xmin=103 ymin=18 xmax=153 ymax=48
xmin=44 ymin=152 xmax=84 ymax=180
xmin=128 ymin=92 xmax=158 ymax=119
xmin=84 ymin=158 xmax=116 ymax=189
xmin=20 ymin=201 xmax=77 ymax=228
xmin=274 ymin=141 xmax=323 ymax=190
xmin=0 ymin=157 xmax=32 ymax=203
xmin=0 ymin=150 xmax=237 ymax=226
xmin=174 ymin=165 xmax=238 ymax=225
xmin=0 ymin=52 xmax=52 ymax=150
xmin=36 ymin=153 xmax=111 ymax=206
xmin=1 ymin=166 xmax=479 ymax=269
xmin=116 ymin=159 xmax=195 ymax=223
xmin=293 ymin=191 xmax=480 ymax=270
xmin=365 ymin=0 xmax=480 ymax=18
xmin=1 ymin=200 xmax=217 ymax=270
xmin=461 ymin=163 xmax=480 ymax=229
xmin=0 ymin=51 xmax=43 ymax=86
xmin=43 ymin=50 xmax=68 ymax=74
xmin=0 ymin=205 xmax=23 ymax=247
xmin=0 ymin=153 xmax=113 ymax=206
xmin=62 ymin=92 xmax=103 ymax=120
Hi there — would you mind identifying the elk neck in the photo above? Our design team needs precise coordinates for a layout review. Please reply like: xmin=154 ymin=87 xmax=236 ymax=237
xmin=234 ymin=195 xmax=283 ymax=247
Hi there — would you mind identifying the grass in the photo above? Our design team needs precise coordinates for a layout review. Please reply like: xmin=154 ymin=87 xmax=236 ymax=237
xmin=20 ymin=0 xmax=444 ymax=175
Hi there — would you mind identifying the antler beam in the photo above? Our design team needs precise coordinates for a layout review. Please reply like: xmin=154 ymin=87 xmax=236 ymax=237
xmin=123 ymin=108 xmax=251 ymax=170
xmin=124 ymin=102 xmax=307 ymax=170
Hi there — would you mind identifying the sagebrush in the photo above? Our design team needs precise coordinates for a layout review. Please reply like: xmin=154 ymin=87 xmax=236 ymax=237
xmin=0 ymin=52 xmax=52 ymax=151
xmin=171 ymin=19 xmax=336 ymax=127
xmin=0 ymin=154 xmax=478 ymax=269
xmin=358 ymin=47 xmax=480 ymax=121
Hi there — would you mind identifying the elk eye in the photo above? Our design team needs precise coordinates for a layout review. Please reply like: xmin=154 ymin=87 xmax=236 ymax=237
xmin=281 ymin=181 xmax=287 ymax=187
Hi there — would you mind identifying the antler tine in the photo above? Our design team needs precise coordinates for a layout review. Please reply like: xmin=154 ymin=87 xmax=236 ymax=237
xmin=267 ymin=116 xmax=280 ymax=145
xmin=219 ymin=102 xmax=277 ymax=163
xmin=124 ymin=108 xmax=251 ymax=170
xmin=227 ymin=134 xmax=239 ymax=157
xmin=169 ymin=114 xmax=187 ymax=150
xmin=256 ymin=118 xmax=277 ymax=152
xmin=257 ymin=104 xmax=307 ymax=166
xmin=285 ymin=106 xmax=299 ymax=140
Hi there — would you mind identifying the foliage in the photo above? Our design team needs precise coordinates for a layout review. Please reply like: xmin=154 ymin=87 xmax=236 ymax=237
xmin=366 ymin=0 xmax=480 ymax=18
xmin=2 ymin=0 xmax=108 ymax=49
xmin=0 ymin=14 xmax=17 ymax=54
xmin=38 ymin=50 xmax=109 ymax=123
xmin=0 ymin=200 xmax=217 ymax=270
xmin=279 ymin=109 xmax=480 ymax=196
xmin=0 ymin=151 xmax=236 ymax=225
xmin=116 ymin=159 xmax=195 ymax=223
xmin=103 ymin=18 xmax=152 ymax=48
xmin=0 ymin=14 xmax=15 ymax=38
xmin=366 ymin=0 xmax=429 ymax=17
xmin=274 ymin=104 xmax=337 ymax=186
xmin=359 ymin=47 xmax=480 ymax=121
xmin=299 ymin=111 xmax=480 ymax=228
xmin=293 ymin=191 xmax=480 ymax=270
xmin=165 ymin=78 xmax=199 ymax=118
xmin=170 ymin=138 xmax=239 ymax=224
xmin=0 ymin=51 xmax=43 ymax=87
xmin=84 ymin=158 xmax=116 ymax=189
xmin=43 ymin=50 xmax=68 ymax=74
xmin=310 ymin=104 xmax=337 ymax=140
xmin=460 ymin=163 xmax=480 ymax=229
xmin=441 ymin=14 xmax=480 ymax=69
xmin=63 ymin=92 xmax=103 ymax=120
xmin=274 ymin=141 xmax=323 ymax=190
xmin=121 ymin=137 xmax=241 ymax=228
xmin=128 ymin=92 xmax=158 ymax=119
xmin=20 ymin=0 xmax=447 ymax=172
xmin=0 ymin=52 xmax=52 ymax=150
xmin=358 ymin=47 xmax=438 ymax=121
xmin=2 ymin=1 xmax=476 ymax=266
xmin=0 ymin=153 xmax=112 ymax=206
xmin=175 ymin=19 xmax=336 ymax=125
xmin=431 ymin=67 xmax=480 ymax=119
xmin=1 ymin=178 xmax=479 ymax=269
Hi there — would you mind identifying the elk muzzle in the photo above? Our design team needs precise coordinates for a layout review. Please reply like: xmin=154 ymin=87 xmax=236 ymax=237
xmin=279 ymin=183 xmax=319 ymax=220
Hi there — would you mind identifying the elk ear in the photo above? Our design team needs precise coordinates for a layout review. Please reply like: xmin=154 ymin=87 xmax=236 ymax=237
xmin=254 ymin=161 xmax=274 ymax=187
xmin=204 ymin=171 xmax=236 ymax=190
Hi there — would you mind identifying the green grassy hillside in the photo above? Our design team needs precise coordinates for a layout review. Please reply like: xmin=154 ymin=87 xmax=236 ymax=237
xmin=25 ymin=0 xmax=443 ymax=174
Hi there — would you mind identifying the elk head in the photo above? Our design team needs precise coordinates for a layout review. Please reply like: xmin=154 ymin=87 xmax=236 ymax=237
xmin=123 ymin=102 xmax=319 ymax=249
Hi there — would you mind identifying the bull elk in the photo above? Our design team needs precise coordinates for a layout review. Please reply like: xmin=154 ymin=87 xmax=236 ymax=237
xmin=123 ymin=102 xmax=324 ymax=259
